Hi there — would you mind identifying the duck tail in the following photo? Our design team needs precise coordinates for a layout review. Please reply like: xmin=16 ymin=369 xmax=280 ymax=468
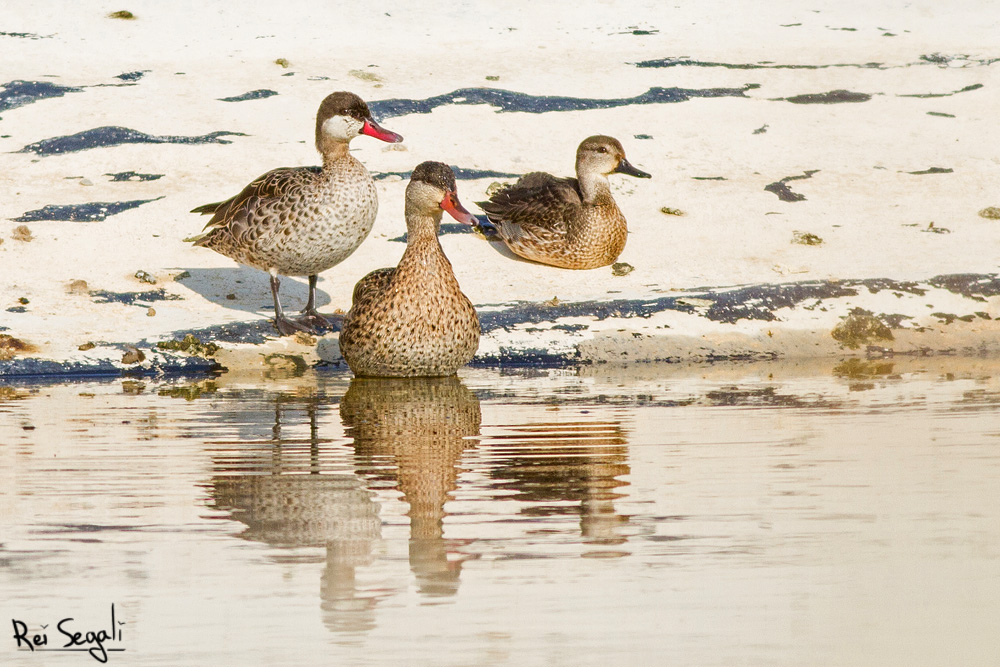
xmin=183 ymin=230 xmax=212 ymax=245
xmin=190 ymin=201 xmax=222 ymax=215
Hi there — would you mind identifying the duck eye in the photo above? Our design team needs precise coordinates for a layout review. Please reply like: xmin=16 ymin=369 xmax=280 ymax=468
xmin=596 ymin=146 xmax=607 ymax=153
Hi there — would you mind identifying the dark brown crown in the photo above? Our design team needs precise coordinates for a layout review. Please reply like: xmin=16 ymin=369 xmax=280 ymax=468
xmin=410 ymin=161 xmax=457 ymax=192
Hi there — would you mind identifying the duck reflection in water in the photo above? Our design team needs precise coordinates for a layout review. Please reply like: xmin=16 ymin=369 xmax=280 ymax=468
xmin=204 ymin=386 xmax=386 ymax=635
xmin=486 ymin=420 xmax=631 ymax=547
xmin=340 ymin=376 xmax=481 ymax=598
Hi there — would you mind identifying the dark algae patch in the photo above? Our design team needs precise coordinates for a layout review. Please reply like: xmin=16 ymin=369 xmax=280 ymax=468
xmin=0 ymin=32 xmax=50 ymax=40
xmin=906 ymin=167 xmax=953 ymax=175
xmin=478 ymin=275 xmax=956 ymax=334
xmin=831 ymin=308 xmax=894 ymax=349
xmin=368 ymin=85 xmax=757 ymax=119
xmin=0 ymin=80 xmax=82 ymax=114
xmin=18 ymin=127 xmax=246 ymax=156
xmin=163 ymin=321 xmax=276 ymax=346
xmin=633 ymin=57 xmax=889 ymax=70
xmin=899 ymin=83 xmax=983 ymax=99
xmin=14 ymin=197 xmax=164 ymax=222
xmin=116 ymin=70 xmax=148 ymax=82
xmin=765 ymin=170 xmax=819 ymax=202
xmin=783 ymin=90 xmax=871 ymax=104
xmin=0 ymin=353 xmax=216 ymax=379
xmin=105 ymin=171 xmax=163 ymax=182
xmin=90 ymin=289 xmax=182 ymax=305
xmin=13 ymin=199 xmax=152 ymax=224
xmin=928 ymin=274 xmax=1000 ymax=301
xmin=634 ymin=55 xmax=1000 ymax=71
xmin=219 ymin=89 xmax=278 ymax=102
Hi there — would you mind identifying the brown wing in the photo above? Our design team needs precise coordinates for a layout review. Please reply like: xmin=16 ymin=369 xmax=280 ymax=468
xmin=351 ymin=267 xmax=395 ymax=305
xmin=188 ymin=166 xmax=321 ymax=246
xmin=478 ymin=172 xmax=582 ymax=243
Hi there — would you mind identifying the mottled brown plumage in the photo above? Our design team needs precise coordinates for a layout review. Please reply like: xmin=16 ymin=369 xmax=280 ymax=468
xmin=187 ymin=91 xmax=403 ymax=335
xmin=339 ymin=162 xmax=480 ymax=377
xmin=478 ymin=135 xmax=651 ymax=269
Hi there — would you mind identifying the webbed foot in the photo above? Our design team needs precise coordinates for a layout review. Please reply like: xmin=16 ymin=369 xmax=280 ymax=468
xmin=274 ymin=315 xmax=316 ymax=336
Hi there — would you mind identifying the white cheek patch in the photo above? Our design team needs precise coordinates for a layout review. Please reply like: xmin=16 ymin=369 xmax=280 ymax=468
xmin=322 ymin=115 xmax=363 ymax=141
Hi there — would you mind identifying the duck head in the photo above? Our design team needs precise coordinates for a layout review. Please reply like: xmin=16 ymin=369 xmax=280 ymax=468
xmin=406 ymin=161 xmax=477 ymax=226
xmin=576 ymin=135 xmax=651 ymax=179
xmin=315 ymin=91 xmax=403 ymax=152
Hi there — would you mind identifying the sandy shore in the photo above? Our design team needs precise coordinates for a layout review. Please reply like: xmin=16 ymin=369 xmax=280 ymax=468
xmin=1 ymin=1 xmax=999 ymax=376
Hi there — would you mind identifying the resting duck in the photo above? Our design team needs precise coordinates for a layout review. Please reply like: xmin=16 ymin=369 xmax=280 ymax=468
xmin=478 ymin=135 xmax=650 ymax=269
xmin=339 ymin=161 xmax=479 ymax=377
xmin=187 ymin=91 xmax=403 ymax=336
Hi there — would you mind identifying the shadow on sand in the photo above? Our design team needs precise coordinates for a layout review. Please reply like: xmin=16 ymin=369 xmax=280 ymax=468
xmin=175 ymin=266 xmax=334 ymax=315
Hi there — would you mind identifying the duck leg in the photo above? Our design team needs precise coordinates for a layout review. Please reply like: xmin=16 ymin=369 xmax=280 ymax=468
xmin=269 ymin=273 xmax=314 ymax=336
xmin=294 ymin=274 xmax=332 ymax=331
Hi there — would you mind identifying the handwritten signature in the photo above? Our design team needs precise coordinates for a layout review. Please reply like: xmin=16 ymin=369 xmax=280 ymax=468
xmin=11 ymin=604 xmax=125 ymax=663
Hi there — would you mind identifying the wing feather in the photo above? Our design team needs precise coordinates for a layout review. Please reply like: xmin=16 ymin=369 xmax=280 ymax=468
xmin=188 ymin=166 xmax=321 ymax=246
xmin=478 ymin=173 xmax=582 ymax=243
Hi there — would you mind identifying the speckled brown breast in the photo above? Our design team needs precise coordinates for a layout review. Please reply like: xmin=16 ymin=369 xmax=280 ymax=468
xmin=339 ymin=247 xmax=480 ymax=377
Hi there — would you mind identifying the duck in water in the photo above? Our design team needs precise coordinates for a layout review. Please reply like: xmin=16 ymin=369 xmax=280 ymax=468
xmin=187 ymin=91 xmax=403 ymax=335
xmin=478 ymin=135 xmax=650 ymax=269
xmin=339 ymin=162 xmax=479 ymax=377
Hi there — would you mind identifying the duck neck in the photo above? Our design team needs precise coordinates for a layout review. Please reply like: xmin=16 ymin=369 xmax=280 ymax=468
xmin=576 ymin=169 xmax=614 ymax=206
xmin=318 ymin=138 xmax=352 ymax=170
xmin=399 ymin=206 xmax=448 ymax=268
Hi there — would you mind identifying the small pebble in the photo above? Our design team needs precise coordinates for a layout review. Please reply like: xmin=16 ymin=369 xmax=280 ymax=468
xmin=135 ymin=270 xmax=157 ymax=284
xmin=121 ymin=346 xmax=145 ymax=365
xmin=12 ymin=225 xmax=32 ymax=242
xmin=612 ymin=262 xmax=635 ymax=277
xmin=146 ymin=308 xmax=156 ymax=317
xmin=79 ymin=342 xmax=96 ymax=351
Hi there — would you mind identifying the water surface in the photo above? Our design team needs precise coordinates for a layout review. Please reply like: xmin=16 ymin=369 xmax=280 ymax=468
xmin=2 ymin=359 xmax=999 ymax=665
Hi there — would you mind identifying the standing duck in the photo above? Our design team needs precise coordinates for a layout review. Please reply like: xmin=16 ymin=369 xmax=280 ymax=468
xmin=339 ymin=161 xmax=479 ymax=377
xmin=187 ymin=91 xmax=403 ymax=335
xmin=478 ymin=135 xmax=650 ymax=269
